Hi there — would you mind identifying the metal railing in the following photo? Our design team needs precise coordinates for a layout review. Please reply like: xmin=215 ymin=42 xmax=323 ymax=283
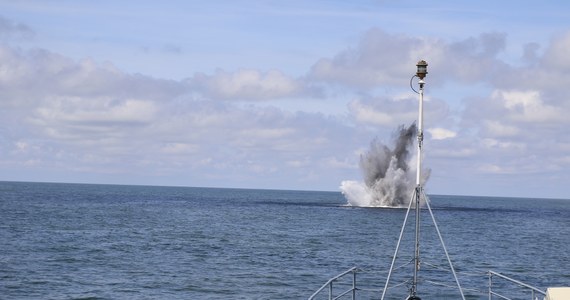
xmin=488 ymin=270 xmax=546 ymax=300
xmin=308 ymin=267 xmax=361 ymax=300
xmin=310 ymin=268 xmax=548 ymax=300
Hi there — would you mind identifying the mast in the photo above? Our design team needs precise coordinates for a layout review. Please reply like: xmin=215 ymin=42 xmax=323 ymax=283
xmin=411 ymin=60 xmax=427 ymax=299
xmin=382 ymin=61 xmax=464 ymax=300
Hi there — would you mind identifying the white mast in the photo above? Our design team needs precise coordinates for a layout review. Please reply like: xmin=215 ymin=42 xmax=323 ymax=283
xmin=381 ymin=61 xmax=464 ymax=300
xmin=411 ymin=60 xmax=427 ymax=299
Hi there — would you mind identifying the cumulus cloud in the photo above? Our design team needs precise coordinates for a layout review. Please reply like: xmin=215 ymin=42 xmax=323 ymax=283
xmin=482 ymin=120 xmax=520 ymax=138
xmin=309 ymin=28 xmax=508 ymax=89
xmin=0 ymin=46 xmax=183 ymax=106
xmin=347 ymin=94 xmax=449 ymax=128
xmin=310 ymin=28 xmax=425 ymax=87
xmin=306 ymin=28 xmax=570 ymax=196
xmin=348 ymin=97 xmax=417 ymax=126
xmin=31 ymin=96 xmax=158 ymax=143
xmin=0 ymin=43 xmax=358 ymax=189
xmin=428 ymin=128 xmax=457 ymax=140
xmin=451 ymin=30 xmax=570 ymax=193
xmin=495 ymin=90 xmax=565 ymax=123
xmin=541 ymin=31 xmax=570 ymax=71
xmin=188 ymin=69 xmax=314 ymax=101
xmin=3 ymin=14 xmax=570 ymax=196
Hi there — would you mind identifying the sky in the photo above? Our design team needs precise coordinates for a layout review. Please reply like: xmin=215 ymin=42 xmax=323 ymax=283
xmin=1 ymin=0 xmax=570 ymax=198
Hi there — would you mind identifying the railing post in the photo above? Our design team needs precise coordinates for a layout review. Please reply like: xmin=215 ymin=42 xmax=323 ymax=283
xmin=352 ymin=269 xmax=356 ymax=300
xmin=489 ymin=272 xmax=493 ymax=300
xmin=328 ymin=281 xmax=332 ymax=300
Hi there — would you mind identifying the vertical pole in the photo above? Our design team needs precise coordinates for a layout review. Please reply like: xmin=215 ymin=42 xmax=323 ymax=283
xmin=411 ymin=79 xmax=425 ymax=297
xmin=489 ymin=273 xmax=493 ymax=300
xmin=352 ymin=270 xmax=356 ymax=300
xmin=412 ymin=187 xmax=421 ymax=295
xmin=416 ymin=80 xmax=424 ymax=186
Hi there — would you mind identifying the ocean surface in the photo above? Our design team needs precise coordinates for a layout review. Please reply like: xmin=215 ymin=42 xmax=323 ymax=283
xmin=1 ymin=181 xmax=569 ymax=299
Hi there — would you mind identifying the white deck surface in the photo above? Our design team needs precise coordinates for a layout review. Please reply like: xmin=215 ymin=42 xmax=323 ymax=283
xmin=545 ymin=287 xmax=570 ymax=300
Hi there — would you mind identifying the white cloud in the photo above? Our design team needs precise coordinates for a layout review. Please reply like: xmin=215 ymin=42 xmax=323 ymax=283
xmin=481 ymin=138 xmax=525 ymax=151
xmin=309 ymin=29 xmax=508 ymax=89
xmin=430 ymin=146 xmax=475 ymax=158
xmin=321 ymin=156 xmax=356 ymax=169
xmin=35 ymin=97 xmax=157 ymax=125
xmin=477 ymin=163 xmax=505 ymax=174
xmin=493 ymin=89 xmax=564 ymax=123
xmin=348 ymin=99 xmax=411 ymax=126
xmin=3 ymin=7 xmax=570 ymax=197
xmin=348 ymin=96 xmax=418 ymax=126
xmin=189 ymin=69 xmax=311 ymax=101
xmin=428 ymin=128 xmax=457 ymax=140
xmin=347 ymin=94 xmax=449 ymax=129
xmin=482 ymin=120 xmax=520 ymax=137
xmin=159 ymin=143 xmax=198 ymax=155
xmin=239 ymin=128 xmax=296 ymax=139
xmin=542 ymin=31 xmax=570 ymax=71
xmin=310 ymin=28 xmax=426 ymax=88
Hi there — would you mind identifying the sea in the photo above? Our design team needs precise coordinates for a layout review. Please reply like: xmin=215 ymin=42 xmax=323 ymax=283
xmin=1 ymin=181 xmax=569 ymax=300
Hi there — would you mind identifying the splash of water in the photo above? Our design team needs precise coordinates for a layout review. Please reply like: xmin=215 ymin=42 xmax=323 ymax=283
xmin=341 ymin=124 xmax=430 ymax=207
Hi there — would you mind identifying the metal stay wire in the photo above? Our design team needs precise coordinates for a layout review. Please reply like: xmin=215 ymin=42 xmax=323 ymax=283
xmin=423 ymin=190 xmax=466 ymax=300
xmin=381 ymin=188 xmax=416 ymax=300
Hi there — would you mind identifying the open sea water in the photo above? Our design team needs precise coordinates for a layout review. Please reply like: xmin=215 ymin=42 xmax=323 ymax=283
xmin=1 ymin=181 xmax=569 ymax=299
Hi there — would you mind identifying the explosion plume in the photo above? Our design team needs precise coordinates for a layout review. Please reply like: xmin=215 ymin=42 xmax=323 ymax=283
xmin=340 ymin=123 xmax=430 ymax=207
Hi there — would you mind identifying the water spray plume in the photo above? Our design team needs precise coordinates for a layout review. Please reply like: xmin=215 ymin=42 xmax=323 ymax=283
xmin=340 ymin=123 xmax=430 ymax=207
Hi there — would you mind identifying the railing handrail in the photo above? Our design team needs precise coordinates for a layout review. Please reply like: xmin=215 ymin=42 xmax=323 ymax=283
xmin=310 ymin=268 xmax=548 ymax=299
xmin=488 ymin=270 xmax=546 ymax=299
xmin=308 ymin=267 xmax=360 ymax=300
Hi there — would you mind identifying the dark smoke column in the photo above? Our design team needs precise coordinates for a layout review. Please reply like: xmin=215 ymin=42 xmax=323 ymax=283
xmin=360 ymin=124 xmax=417 ymax=206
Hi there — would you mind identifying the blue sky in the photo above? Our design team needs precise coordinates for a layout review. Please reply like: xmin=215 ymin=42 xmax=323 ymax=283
xmin=1 ymin=1 xmax=570 ymax=198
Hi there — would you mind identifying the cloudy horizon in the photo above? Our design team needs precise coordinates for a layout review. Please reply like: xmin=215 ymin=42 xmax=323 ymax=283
xmin=1 ymin=1 xmax=570 ymax=199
